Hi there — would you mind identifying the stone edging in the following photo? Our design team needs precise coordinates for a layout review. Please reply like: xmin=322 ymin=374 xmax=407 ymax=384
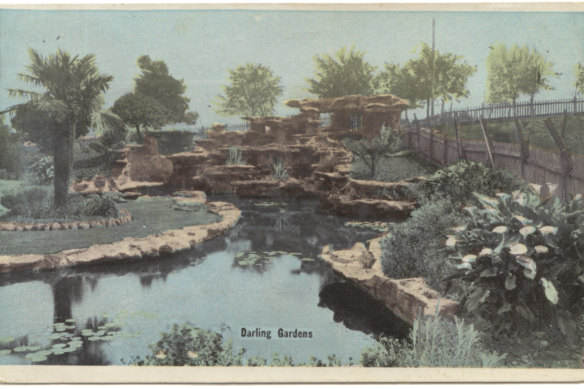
xmin=0 ymin=209 xmax=132 ymax=232
xmin=319 ymin=234 xmax=458 ymax=326
xmin=0 ymin=200 xmax=240 ymax=273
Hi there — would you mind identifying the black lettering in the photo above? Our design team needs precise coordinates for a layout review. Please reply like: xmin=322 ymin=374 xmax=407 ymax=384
xmin=241 ymin=328 xmax=247 ymax=337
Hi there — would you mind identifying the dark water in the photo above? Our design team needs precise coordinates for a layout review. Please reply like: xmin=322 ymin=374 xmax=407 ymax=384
xmin=0 ymin=196 xmax=409 ymax=365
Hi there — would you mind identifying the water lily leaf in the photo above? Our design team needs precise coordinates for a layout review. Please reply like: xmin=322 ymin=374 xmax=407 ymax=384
xmin=515 ymin=304 xmax=536 ymax=322
xmin=25 ymin=353 xmax=48 ymax=362
xmin=509 ymin=243 xmax=528 ymax=256
xmin=505 ymin=274 xmax=517 ymax=290
xmin=539 ymin=226 xmax=558 ymax=235
xmin=101 ymin=336 xmax=114 ymax=341
xmin=0 ymin=349 xmax=11 ymax=355
xmin=301 ymin=258 xmax=315 ymax=262
xmin=87 ymin=336 xmax=101 ymax=342
xmin=480 ymin=267 xmax=498 ymax=277
xmin=492 ymin=225 xmax=508 ymax=234
xmin=81 ymin=330 xmax=94 ymax=337
xmin=65 ymin=319 xmax=76 ymax=323
xmin=51 ymin=343 xmax=67 ymax=349
xmin=48 ymin=333 xmax=63 ymax=341
xmin=466 ymin=287 xmax=490 ymax=312
xmin=540 ymin=278 xmax=559 ymax=305
xmin=516 ymin=255 xmax=537 ymax=278
xmin=497 ymin=303 xmax=512 ymax=314
xmin=0 ymin=336 xmax=15 ymax=344
xmin=234 ymin=252 xmax=245 ymax=259
xmin=519 ymin=226 xmax=536 ymax=238
xmin=13 ymin=346 xmax=29 ymax=353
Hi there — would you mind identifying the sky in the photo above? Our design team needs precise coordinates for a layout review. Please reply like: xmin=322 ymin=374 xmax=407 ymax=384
xmin=0 ymin=7 xmax=583 ymax=128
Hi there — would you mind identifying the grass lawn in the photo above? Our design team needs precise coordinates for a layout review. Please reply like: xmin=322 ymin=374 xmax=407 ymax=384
xmin=350 ymin=154 xmax=434 ymax=182
xmin=0 ymin=197 xmax=219 ymax=256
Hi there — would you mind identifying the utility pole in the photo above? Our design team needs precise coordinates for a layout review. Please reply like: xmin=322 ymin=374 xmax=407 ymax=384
xmin=430 ymin=18 xmax=436 ymax=118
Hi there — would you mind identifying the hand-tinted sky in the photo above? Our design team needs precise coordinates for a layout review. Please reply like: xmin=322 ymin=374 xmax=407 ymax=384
xmin=1 ymin=8 xmax=583 ymax=127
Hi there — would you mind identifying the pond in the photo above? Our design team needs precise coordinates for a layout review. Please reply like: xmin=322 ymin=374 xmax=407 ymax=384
xmin=0 ymin=196 xmax=409 ymax=365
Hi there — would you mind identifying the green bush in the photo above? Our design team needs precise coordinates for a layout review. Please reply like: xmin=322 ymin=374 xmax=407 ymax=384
xmin=0 ymin=189 xmax=119 ymax=221
xmin=0 ymin=125 xmax=22 ymax=179
xmin=446 ymin=191 xmax=584 ymax=338
xmin=380 ymin=200 xmax=465 ymax=292
xmin=361 ymin=312 xmax=504 ymax=367
xmin=136 ymin=323 xmax=244 ymax=366
xmin=415 ymin=160 xmax=528 ymax=206
xmin=0 ymin=187 xmax=53 ymax=219
xmin=26 ymin=155 xmax=54 ymax=185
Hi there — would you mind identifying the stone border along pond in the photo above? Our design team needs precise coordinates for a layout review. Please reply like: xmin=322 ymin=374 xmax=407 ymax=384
xmin=0 ymin=191 xmax=241 ymax=274
xmin=0 ymin=209 xmax=132 ymax=232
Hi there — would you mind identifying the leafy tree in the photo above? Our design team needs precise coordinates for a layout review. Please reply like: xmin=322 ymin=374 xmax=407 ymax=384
xmin=573 ymin=63 xmax=584 ymax=95
xmin=112 ymin=93 xmax=166 ymax=141
xmin=112 ymin=55 xmax=197 ymax=141
xmin=377 ymin=63 xmax=425 ymax=122
xmin=344 ymin=127 xmax=405 ymax=179
xmin=487 ymin=43 xmax=559 ymax=114
xmin=307 ymin=46 xmax=377 ymax=98
xmin=379 ymin=44 xmax=476 ymax=120
xmin=213 ymin=63 xmax=283 ymax=117
xmin=7 ymin=49 xmax=115 ymax=208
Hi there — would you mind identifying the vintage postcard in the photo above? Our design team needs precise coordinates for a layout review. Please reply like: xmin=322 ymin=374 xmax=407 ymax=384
xmin=0 ymin=2 xmax=583 ymax=384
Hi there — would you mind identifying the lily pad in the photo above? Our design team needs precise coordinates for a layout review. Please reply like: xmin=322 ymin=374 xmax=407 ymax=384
xmin=81 ymin=329 xmax=95 ymax=337
xmin=48 ymin=333 xmax=63 ymax=341
xmin=301 ymin=258 xmax=315 ymax=262
xmin=51 ymin=343 xmax=67 ymax=349
xmin=0 ymin=349 xmax=11 ymax=355
xmin=25 ymin=352 xmax=48 ymax=362
xmin=65 ymin=319 xmax=76 ymax=323
xmin=0 ymin=336 xmax=15 ymax=344
xmin=87 ymin=336 xmax=101 ymax=342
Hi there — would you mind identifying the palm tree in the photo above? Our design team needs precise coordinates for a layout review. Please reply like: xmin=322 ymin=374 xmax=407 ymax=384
xmin=6 ymin=48 xmax=116 ymax=208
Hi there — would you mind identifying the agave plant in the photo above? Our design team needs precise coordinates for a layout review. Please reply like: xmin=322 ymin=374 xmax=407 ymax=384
xmin=271 ymin=160 xmax=289 ymax=181
xmin=446 ymin=190 xmax=584 ymax=338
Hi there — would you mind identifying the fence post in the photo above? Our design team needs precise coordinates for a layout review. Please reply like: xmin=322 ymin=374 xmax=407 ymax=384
xmin=414 ymin=113 xmax=421 ymax=152
xmin=454 ymin=119 xmax=465 ymax=160
xmin=513 ymin=119 xmax=530 ymax=179
xmin=544 ymin=118 xmax=574 ymax=201
xmin=479 ymin=117 xmax=495 ymax=168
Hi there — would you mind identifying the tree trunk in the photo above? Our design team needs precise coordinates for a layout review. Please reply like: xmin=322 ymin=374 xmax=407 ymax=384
xmin=530 ymin=93 xmax=535 ymax=118
xmin=135 ymin=125 xmax=143 ymax=142
xmin=426 ymin=99 xmax=430 ymax=119
xmin=53 ymin=123 xmax=75 ymax=209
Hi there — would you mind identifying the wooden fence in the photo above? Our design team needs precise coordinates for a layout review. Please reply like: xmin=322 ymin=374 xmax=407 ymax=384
xmin=403 ymin=117 xmax=584 ymax=198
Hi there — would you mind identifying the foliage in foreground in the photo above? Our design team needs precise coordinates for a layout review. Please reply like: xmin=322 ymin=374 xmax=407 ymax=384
xmin=131 ymin=323 xmax=342 ymax=367
xmin=415 ymin=160 xmax=529 ymax=206
xmin=380 ymin=199 xmax=465 ymax=292
xmin=446 ymin=191 xmax=584 ymax=339
xmin=361 ymin=312 xmax=504 ymax=367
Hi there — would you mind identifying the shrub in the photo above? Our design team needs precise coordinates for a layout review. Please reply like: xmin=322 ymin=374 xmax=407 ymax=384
xmin=415 ymin=160 xmax=529 ymax=206
xmin=26 ymin=155 xmax=54 ymax=185
xmin=0 ymin=125 xmax=22 ymax=179
xmin=361 ymin=312 xmax=504 ymax=367
xmin=137 ymin=323 xmax=244 ymax=366
xmin=380 ymin=199 xmax=465 ymax=292
xmin=226 ymin=146 xmax=243 ymax=165
xmin=446 ymin=191 xmax=584 ymax=339
xmin=0 ymin=187 xmax=53 ymax=219
xmin=271 ymin=160 xmax=289 ymax=181
xmin=0 ymin=189 xmax=119 ymax=221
